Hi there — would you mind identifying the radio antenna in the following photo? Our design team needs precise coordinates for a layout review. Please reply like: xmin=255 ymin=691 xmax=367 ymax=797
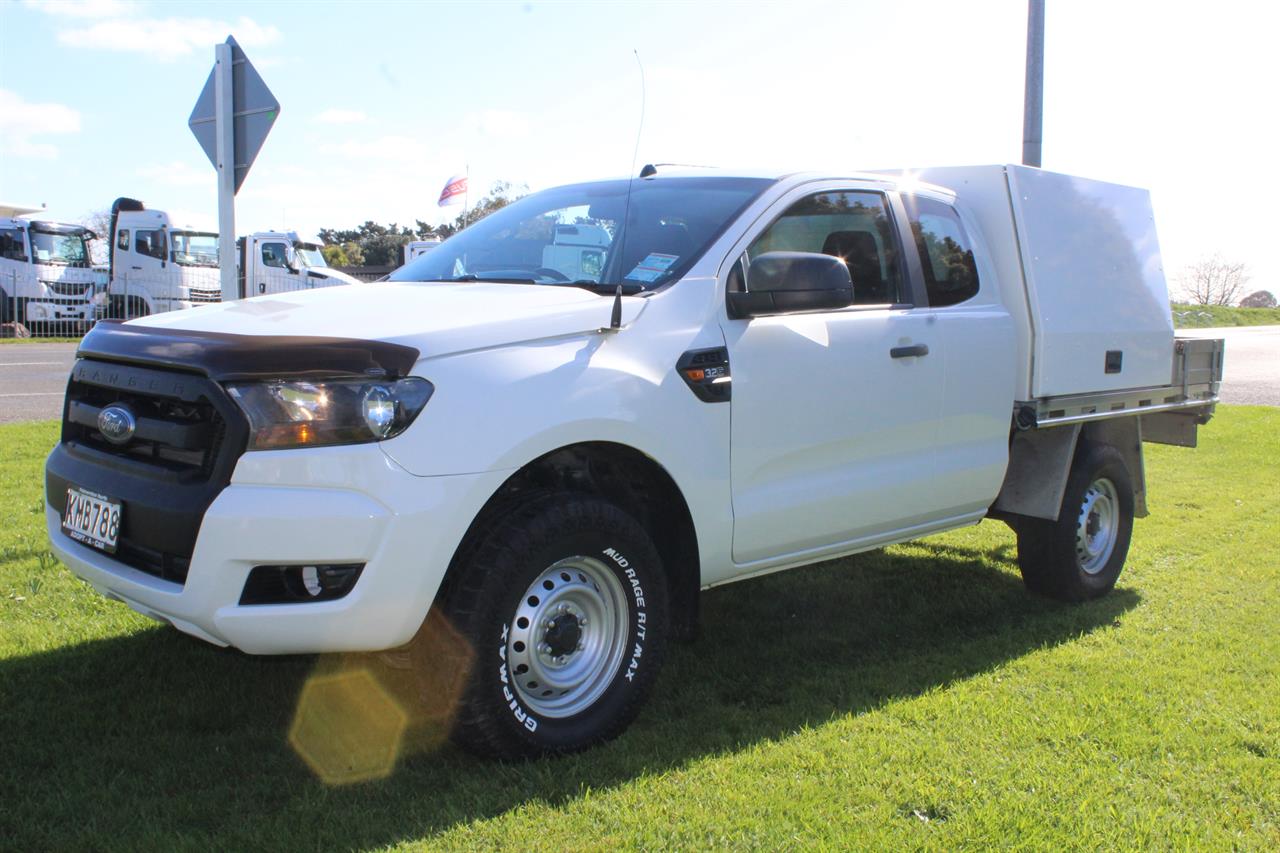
xmin=627 ymin=49 xmax=646 ymax=185
xmin=607 ymin=48 xmax=646 ymax=331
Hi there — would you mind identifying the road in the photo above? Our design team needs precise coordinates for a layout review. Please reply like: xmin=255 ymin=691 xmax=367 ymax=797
xmin=0 ymin=326 xmax=1276 ymax=425
xmin=0 ymin=342 xmax=76 ymax=424
xmin=1179 ymin=325 xmax=1280 ymax=407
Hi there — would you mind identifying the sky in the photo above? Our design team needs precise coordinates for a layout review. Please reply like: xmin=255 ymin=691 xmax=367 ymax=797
xmin=1 ymin=0 xmax=1276 ymax=294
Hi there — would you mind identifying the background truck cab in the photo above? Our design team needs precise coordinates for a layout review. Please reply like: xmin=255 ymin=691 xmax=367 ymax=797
xmin=239 ymin=231 xmax=361 ymax=296
xmin=403 ymin=239 xmax=442 ymax=265
xmin=105 ymin=197 xmax=221 ymax=318
xmin=0 ymin=204 xmax=102 ymax=334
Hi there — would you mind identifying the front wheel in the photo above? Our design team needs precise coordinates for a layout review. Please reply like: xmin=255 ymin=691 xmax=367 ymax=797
xmin=432 ymin=491 xmax=668 ymax=759
xmin=1016 ymin=444 xmax=1134 ymax=602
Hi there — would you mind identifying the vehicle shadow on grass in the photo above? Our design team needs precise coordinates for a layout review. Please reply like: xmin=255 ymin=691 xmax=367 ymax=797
xmin=1 ymin=537 xmax=1139 ymax=850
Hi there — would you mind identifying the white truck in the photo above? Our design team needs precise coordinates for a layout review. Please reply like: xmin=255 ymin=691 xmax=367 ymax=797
xmin=403 ymin=239 xmax=442 ymax=264
xmin=46 ymin=165 xmax=1223 ymax=760
xmin=239 ymin=231 xmax=361 ymax=297
xmin=0 ymin=205 xmax=102 ymax=332
xmin=104 ymin=199 xmax=362 ymax=318
xmin=104 ymin=198 xmax=222 ymax=317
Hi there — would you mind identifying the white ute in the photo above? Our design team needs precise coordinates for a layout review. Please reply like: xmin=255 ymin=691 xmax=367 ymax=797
xmin=46 ymin=165 xmax=1224 ymax=758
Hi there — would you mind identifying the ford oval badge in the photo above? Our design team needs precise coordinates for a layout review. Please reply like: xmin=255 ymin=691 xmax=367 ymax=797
xmin=97 ymin=405 xmax=137 ymax=445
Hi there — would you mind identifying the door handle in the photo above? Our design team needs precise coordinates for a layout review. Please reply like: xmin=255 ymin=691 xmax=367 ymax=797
xmin=130 ymin=265 xmax=142 ymax=270
xmin=890 ymin=343 xmax=930 ymax=359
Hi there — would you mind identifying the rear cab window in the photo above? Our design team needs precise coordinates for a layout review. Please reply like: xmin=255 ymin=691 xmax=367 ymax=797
xmin=901 ymin=195 xmax=980 ymax=306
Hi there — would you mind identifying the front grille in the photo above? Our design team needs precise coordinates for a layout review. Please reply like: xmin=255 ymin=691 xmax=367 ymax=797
xmin=64 ymin=383 xmax=226 ymax=479
xmin=50 ymin=358 xmax=249 ymax=585
xmin=43 ymin=280 xmax=94 ymax=297
xmin=188 ymin=291 xmax=222 ymax=304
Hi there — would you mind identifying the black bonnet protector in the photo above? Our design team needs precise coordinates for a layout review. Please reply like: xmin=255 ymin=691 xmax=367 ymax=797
xmin=78 ymin=320 xmax=421 ymax=381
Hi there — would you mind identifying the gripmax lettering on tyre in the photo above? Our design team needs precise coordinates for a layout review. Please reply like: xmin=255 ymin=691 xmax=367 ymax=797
xmin=442 ymin=492 xmax=668 ymax=758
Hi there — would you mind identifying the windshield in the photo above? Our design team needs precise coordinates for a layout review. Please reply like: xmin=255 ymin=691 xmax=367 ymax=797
xmin=295 ymin=243 xmax=327 ymax=268
xmin=171 ymin=231 xmax=219 ymax=267
xmin=29 ymin=229 xmax=89 ymax=266
xmin=389 ymin=176 xmax=773 ymax=291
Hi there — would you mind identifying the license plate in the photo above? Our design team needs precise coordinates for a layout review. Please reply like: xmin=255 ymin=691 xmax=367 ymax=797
xmin=62 ymin=487 xmax=122 ymax=554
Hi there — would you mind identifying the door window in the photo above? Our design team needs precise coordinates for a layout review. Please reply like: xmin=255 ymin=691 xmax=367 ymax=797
xmin=261 ymin=242 xmax=289 ymax=268
xmin=746 ymin=191 xmax=904 ymax=305
xmin=901 ymin=195 xmax=980 ymax=306
xmin=116 ymin=229 xmax=130 ymax=251
xmin=0 ymin=227 xmax=25 ymax=261
xmin=134 ymin=229 xmax=167 ymax=260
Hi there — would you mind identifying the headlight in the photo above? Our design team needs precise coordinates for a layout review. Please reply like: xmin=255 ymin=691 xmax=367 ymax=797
xmin=227 ymin=377 xmax=434 ymax=450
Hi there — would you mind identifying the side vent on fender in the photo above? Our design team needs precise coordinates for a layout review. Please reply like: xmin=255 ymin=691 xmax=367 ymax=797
xmin=677 ymin=347 xmax=731 ymax=403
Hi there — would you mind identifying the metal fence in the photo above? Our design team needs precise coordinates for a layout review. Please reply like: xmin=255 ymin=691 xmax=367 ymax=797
xmin=2 ymin=268 xmax=98 ymax=338
xmin=2 ymin=264 xmax=377 ymax=338
xmin=95 ymin=268 xmax=224 ymax=321
xmin=333 ymin=265 xmax=395 ymax=283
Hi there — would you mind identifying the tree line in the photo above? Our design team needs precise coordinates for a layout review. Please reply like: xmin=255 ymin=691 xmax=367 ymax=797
xmin=319 ymin=181 xmax=524 ymax=267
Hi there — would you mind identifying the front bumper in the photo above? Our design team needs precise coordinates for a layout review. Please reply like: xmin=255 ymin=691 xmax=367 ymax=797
xmin=48 ymin=443 xmax=510 ymax=654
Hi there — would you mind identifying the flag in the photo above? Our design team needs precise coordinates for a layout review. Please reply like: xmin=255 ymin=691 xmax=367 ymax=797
xmin=438 ymin=174 xmax=468 ymax=207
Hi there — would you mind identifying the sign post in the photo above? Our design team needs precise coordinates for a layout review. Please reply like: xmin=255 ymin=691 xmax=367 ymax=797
xmin=189 ymin=36 xmax=280 ymax=302
xmin=214 ymin=42 xmax=236 ymax=302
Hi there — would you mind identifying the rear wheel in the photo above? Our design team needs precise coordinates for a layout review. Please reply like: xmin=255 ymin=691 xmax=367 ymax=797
xmin=429 ymin=491 xmax=668 ymax=759
xmin=1016 ymin=444 xmax=1134 ymax=602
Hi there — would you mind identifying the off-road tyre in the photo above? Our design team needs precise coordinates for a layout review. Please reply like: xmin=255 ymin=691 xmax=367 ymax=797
xmin=1016 ymin=443 xmax=1134 ymax=602
xmin=436 ymin=491 xmax=668 ymax=759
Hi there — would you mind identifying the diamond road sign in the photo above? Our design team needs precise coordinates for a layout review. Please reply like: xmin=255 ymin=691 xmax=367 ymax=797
xmin=188 ymin=36 xmax=279 ymax=194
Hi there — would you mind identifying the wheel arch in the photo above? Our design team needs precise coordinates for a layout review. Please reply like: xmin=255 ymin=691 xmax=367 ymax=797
xmin=440 ymin=440 xmax=701 ymax=641
xmin=993 ymin=417 xmax=1148 ymax=523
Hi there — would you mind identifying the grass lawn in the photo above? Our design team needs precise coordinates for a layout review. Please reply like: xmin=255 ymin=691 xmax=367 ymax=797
xmin=1172 ymin=302 xmax=1280 ymax=328
xmin=2 ymin=408 xmax=1277 ymax=850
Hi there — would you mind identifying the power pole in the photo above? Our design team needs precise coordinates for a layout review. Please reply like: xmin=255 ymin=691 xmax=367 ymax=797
xmin=1023 ymin=0 xmax=1045 ymax=167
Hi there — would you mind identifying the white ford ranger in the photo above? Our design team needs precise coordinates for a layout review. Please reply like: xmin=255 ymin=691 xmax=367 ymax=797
xmin=46 ymin=165 xmax=1223 ymax=758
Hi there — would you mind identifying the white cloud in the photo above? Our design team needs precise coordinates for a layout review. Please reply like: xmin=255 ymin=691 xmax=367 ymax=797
xmin=22 ymin=0 xmax=139 ymax=17
xmin=314 ymin=109 xmax=368 ymax=125
xmin=461 ymin=109 xmax=530 ymax=139
xmin=136 ymin=160 xmax=213 ymax=187
xmin=0 ymin=89 xmax=81 ymax=159
xmin=58 ymin=15 xmax=280 ymax=61
xmin=320 ymin=135 xmax=430 ymax=163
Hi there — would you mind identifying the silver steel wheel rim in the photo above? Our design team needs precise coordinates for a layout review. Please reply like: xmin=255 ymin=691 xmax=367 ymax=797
xmin=506 ymin=556 xmax=629 ymax=718
xmin=1076 ymin=477 xmax=1119 ymax=575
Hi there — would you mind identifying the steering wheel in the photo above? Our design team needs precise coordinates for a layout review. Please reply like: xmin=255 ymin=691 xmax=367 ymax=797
xmin=533 ymin=267 xmax=570 ymax=282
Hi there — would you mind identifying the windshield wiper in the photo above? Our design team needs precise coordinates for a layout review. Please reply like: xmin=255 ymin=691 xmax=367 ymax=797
xmin=565 ymin=280 xmax=647 ymax=295
xmin=444 ymin=274 xmax=538 ymax=284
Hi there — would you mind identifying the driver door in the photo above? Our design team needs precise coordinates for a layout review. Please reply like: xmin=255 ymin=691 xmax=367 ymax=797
xmin=722 ymin=184 xmax=948 ymax=565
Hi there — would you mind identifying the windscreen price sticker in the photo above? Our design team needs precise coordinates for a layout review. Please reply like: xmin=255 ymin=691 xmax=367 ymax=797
xmin=625 ymin=253 xmax=679 ymax=283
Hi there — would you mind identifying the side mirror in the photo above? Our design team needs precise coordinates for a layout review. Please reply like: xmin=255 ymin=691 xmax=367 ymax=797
xmin=285 ymin=246 xmax=300 ymax=271
xmin=726 ymin=251 xmax=853 ymax=319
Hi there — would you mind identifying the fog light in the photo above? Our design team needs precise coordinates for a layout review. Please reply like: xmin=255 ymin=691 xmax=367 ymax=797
xmin=302 ymin=565 xmax=323 ymax=597
xmin=240 ymin=563 xmax=365 ymax=605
